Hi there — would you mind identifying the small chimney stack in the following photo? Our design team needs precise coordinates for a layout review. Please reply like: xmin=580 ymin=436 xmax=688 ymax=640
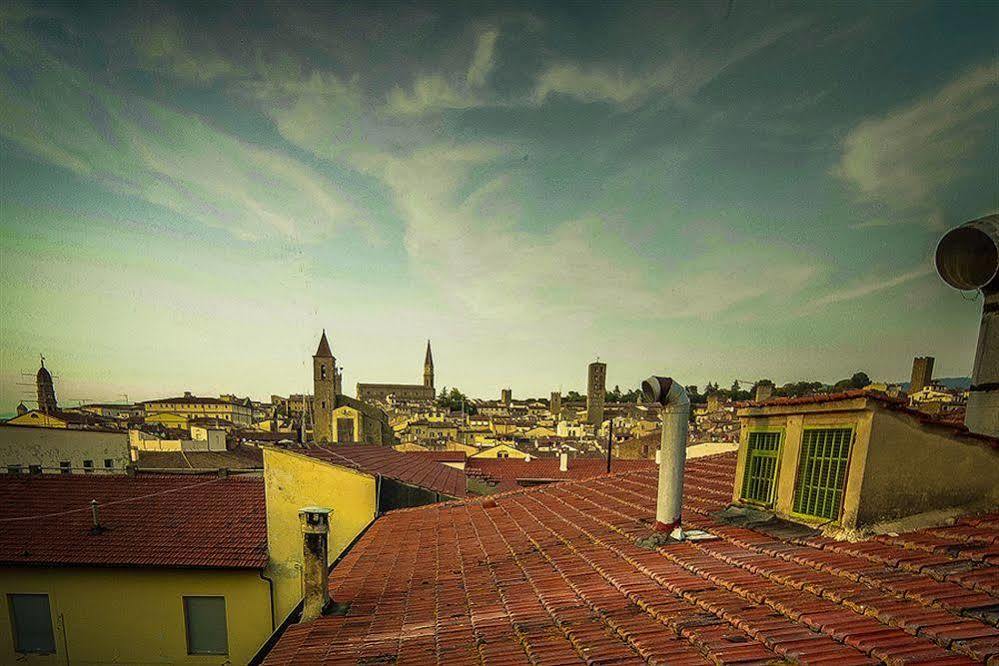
xmin=299 ymin=506 xmax=332 ymax=622
xmin=655 ymin=448 xmax=661 ymax=465
xmin=91 ymin=499 xmax=99 ymax=529
xmin=559 ymin=449 xmax=568 ymax=473
xmin=754 ymin=381 xmax=773 ymax=403
xmin=641 ymin=376 xmax=690 ymax=540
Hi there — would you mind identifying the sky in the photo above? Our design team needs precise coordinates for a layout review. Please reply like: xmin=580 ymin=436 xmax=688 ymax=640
xmin=1 ymin=0 xmax=997 ymax=407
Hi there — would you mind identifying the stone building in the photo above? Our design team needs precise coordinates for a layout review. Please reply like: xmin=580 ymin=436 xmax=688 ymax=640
xmin=909 ymin=356 xmax=934 ymax=394
xmin=586 ymin=360 xmax=606 ymax=425
xmin=355 ymin=340 xmax=436 ymax=404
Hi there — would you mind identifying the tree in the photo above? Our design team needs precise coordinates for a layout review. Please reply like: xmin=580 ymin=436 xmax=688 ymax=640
xmin=566 ymin=390 xmax=584 ymax=401
xmin=436 ymin=387 xmax=476 ymax=414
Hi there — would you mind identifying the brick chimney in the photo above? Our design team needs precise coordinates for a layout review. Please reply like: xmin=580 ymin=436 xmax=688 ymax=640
xmin=299 ymin=507 xmax=332 ymax=622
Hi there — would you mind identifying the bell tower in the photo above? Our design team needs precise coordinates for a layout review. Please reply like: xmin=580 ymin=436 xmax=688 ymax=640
xmin=423 ymin=340 xmax=434 ymax=390
xmin=313 ymin=330 xmax=335 ymax=443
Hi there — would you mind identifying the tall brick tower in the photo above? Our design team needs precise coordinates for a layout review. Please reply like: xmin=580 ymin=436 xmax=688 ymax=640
xmin=586 ymin=360 xmax=606 ymax=425
xmin=910 ymin=356 xmax=934 ymax=394
xmin=423 ymin=340 xmax=434 ymax=390
xmin=550 ymin=391 xmax=562 ymax=417
xmin=313 ymin=330 xmax=336 ymax=443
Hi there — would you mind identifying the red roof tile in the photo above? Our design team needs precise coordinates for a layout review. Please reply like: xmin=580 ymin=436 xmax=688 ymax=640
xmin=264 ymin=452 xmax=999 ymax=664
xmin=0 ymin=474 xmax=267 ymax=569
xmin=466 ymin=457 xmax=657 ymax=493
xmin=303 ymin=445 xmax=466 ymax=498
xmin=409 ymin=450 xmax=468 ymax=463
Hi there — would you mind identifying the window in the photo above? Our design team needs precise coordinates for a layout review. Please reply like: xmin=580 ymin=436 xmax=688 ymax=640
xmin=8 ymin=594 xmax=55 ymax=654
xmin=740 ymin=430 xmax=782 ymax=506
xmin=6 ymin=465 xmax=22 ymax=475
xmin=184 ymin=596 xmax=228 ymax=655
xmin=59 ymin=461 xmax=71 ymax=474
xmin=83 ymin=460 xmax=94 ymax=474
xmin=793 ymin=428 xmax=853 ymax=521
xmin=28 ymin=465 xmax=41 ymax=475
xmin=104 ymin=459 xmax=114 ymax=470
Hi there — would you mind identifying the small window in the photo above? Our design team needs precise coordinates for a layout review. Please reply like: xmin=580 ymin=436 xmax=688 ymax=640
xmin=740 ymin=430 xmax=782 ymax=507
xmin=59 ymin=461 xmax=71 ymax=474
xmin=6 ymin=465 xmax=22 ymax=475
xmin=28 ymin=465 xmax=42 ymax=475
xmin=184 ymin=596 xmax=228 ymax=655
xmin=793 ymin=428 xmax=853 ymax=521
xmin=82 ymin=460 xmax=94 ymax=474
xmin=8 ymin=594 xmax=55 ymax=654
xmin=103 ymin=459 xmax=114 ymax=470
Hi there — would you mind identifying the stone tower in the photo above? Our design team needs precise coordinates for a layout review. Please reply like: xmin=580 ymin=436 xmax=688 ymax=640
xmin=501 ymin=388 xmax=512 ymax=407
xmin=423 ymin=340 xmax=434 ymax=390
xmin=36 ymin=356 xmax=57 ymax=414
xmin=586 ymin=360 xmax=606 ymax=426
xmin=313 ymin=330 xmax=336 ymax=443
xmin=910 ymin=356 xmax=934 ymax=394
xmin=550 ymin=391 xmax=562 ymax=417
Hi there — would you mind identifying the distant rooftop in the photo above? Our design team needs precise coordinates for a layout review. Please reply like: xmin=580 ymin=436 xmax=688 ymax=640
xmin=302 ymin=445 xmax=466 ymax=498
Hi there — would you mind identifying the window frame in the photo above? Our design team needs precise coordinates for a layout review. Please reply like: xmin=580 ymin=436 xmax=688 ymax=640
xmin=183 ymin=595 xmax=229 ymax=656
xmin=59 ymin=461 xmax=71 ymax=474
xmin=739 ymin=427 xmax=784 ymax=508
xmin=790 ymin=426 xmax=856 ymax=523
xmin=7 ymin=593 xmax=56 ymax=655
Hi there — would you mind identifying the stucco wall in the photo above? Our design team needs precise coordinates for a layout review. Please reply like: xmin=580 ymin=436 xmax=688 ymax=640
xmin=0 ymin=426 xmax=130 ymax=473
xmin=857 ymin=410 xmax=999 ymax=524
xmin=262 ymin=448 xmax=377 ymax=625
xmin=0 ymin=566 xmax=270 ymax=665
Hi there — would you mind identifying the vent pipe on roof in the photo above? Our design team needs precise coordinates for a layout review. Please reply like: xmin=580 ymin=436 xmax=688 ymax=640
xmin=641 ymin=376 xmax=689 ymax=539
xmin=299 ymin=506 xmax=332 ymax=622
xmin=559 ymin=449 xmax=568 ymax=473
xmin=935 ymin=214 xmax=999 ymax=437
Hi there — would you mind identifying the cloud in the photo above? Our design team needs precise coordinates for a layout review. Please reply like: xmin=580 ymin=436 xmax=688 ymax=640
xmin=836 ymin=64 xmax=998 ymax=214
xmin=466 ymin=29 xmax=499 ymax=87
xmin=0 ymin=26 xmax=364 ymax=242
xmin=798 ymin=266 xmax=934 ymax=313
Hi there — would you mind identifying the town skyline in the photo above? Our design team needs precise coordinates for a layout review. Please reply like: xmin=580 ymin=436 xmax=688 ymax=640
xmin=2 ymin=1 xmax=996 ymax=406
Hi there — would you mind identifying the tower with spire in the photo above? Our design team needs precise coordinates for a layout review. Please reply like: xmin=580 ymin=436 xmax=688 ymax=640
xmin=36 ymin=355 xmax=57 ymax=414
xmin=423 ymin=340 xmax=434 ymax=390
xmin=312 ymin=330 xmax=337 ymax=443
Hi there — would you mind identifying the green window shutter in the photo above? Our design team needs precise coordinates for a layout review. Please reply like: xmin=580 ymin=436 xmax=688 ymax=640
xmin=740 ymin=431 xmax=781 ymax=506
xmin=184 ymin=596 xmax=228 ymax=655
xmin=793 ymin=428 xmax=853 ymax=520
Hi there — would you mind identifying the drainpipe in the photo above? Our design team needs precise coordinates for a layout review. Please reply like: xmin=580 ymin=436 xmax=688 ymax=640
xmin=935 ymin=214 xmax=999 ymax=437
xmin=641 ymin=376 xmax=689 ymax=539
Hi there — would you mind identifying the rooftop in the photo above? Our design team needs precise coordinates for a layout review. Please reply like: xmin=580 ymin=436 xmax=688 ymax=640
xmin=0 ymin=474 xmax=266 ymax=569
xmin=301 ymin=445 xmax=467 ymax=498
xmin=467 ymin=457 xmax=658 ymax=493
xmin=265 ymin=451 xmax=999 ymax=664
xmin=134 ymin=445 xmax=264 ymax=470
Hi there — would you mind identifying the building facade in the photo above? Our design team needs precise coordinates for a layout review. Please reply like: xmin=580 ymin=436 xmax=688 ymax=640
xmin=355 ymin=340 xmax=437 ymax=403
xmin=143 ymin=394 xmax=252 ymax=428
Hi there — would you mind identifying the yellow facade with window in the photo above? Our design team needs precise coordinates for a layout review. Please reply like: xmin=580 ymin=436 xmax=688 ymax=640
xmin=0 ymin=567 xmax=271 ymax=665
xmin=734 ymin=395 xmax=999 ymax=531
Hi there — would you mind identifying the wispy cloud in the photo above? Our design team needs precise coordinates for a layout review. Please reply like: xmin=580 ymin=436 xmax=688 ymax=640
xmin=798 ymin=266 xmax=934 ymax=313
xmin=835 ymin=63 xmax=998 ymax=219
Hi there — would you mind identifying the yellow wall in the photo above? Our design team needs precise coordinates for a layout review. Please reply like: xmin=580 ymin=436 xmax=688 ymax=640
xmin=0 ymin=566 xmax=270 ymax=665
xmin=471 ymin=443 xmax=527 ymax=459
xmin=144 ymin=412 xmax=190 ymax=428
xmin=0 ymin=426 xmax=130 ymax=473
xmin=262 ymin=448 xmax=377 ymax=625
xmin=5 ymin=412 xmax=69 ymax=428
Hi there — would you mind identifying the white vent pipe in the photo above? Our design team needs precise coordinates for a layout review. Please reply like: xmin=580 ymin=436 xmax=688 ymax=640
xmin=641 ymin=376 xmax=690 ymax=539
xmin=558 ymin=449 xmax=568 ymax=472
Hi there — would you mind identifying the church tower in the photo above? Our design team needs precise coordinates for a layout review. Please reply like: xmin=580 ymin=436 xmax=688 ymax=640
xmin=36 ymin=355 xmax=57 ymax=414
xmin=423 ymin=340 xmax=435 ymax=390
xmin=313 ymin=330 xmax=335 ymax=443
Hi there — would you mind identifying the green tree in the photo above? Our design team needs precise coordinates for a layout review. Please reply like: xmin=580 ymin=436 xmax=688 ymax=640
xmin=436 ymin=387 xmax=476 ymax=414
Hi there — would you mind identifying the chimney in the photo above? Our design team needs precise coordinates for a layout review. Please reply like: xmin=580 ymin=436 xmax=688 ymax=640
xmin=641 ymin=376 xmax=690 ymax=539
xmin=655 ymin=448 xmax=661 ymax=465
xmin=299 ymin=506 xmax=332 ymax=622
xmin=559 ymin=449 xmax=568 ymax=473
xmin=935 ymin=215 xmax=999 ymax=436
xmin=754 ymin=381 xmax=773 ymax=402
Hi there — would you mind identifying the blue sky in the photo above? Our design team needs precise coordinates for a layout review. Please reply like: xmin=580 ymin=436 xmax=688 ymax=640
xmin=1 ymin=0 xmax=996 ymax=406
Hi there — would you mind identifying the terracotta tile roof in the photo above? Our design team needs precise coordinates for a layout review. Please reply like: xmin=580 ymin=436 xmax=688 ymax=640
xmin=410 ymin=450 xmax=468 ymax=463
xmin=0 ymin=474 xmax=267 ymax=569
xmin=264 ymin=451 xmax=999 ymax=664
xmin=467 ymin=457 xmax=657 ymax=493
xmin=740 ymin=389 xmax=999 ymax=450
xmin=134 ymin=446 xmax=264 ymax=470
xmin=303 ymin=445 xmax=466 ymax=498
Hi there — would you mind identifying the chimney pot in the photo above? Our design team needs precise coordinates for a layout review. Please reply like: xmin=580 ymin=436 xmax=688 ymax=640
xmin=559 ymin=449 xmax=568 ymax=473
xmin=299 ymin=506 xmax=332 ymax=622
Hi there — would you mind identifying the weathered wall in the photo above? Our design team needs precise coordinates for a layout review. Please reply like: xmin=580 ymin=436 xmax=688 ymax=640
xmin=0 ymin=566 xmax=270 ymax=665
xmin=262 ymin=448 xmax=376 ymax=625
xmin=0 ymin=426 xmax=129 ymax=473
xmin=857 ymin=410 xmax=999 ymax=524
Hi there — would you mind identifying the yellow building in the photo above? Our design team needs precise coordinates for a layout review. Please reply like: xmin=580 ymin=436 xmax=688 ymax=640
xmin=470 ymin=443 xmax=529 ymax=459
xmin=143 ymin=392 xmax=252 ymax=428
xmin=733 ymin=390 xmax=999 ymax=532
xmin=0 ymin=424 xmax=130 ymax=474
xmin=5 ymin=409 xmax=101 ymax=429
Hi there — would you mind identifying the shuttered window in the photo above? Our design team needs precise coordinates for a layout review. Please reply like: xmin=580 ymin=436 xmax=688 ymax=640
xmin=184 ymin=596 xmax=228 ymax=655
xmin=793 ymin=428 xmax=853 ymax=521
xmin=740 ymin=431 xmax=782 ymax=506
